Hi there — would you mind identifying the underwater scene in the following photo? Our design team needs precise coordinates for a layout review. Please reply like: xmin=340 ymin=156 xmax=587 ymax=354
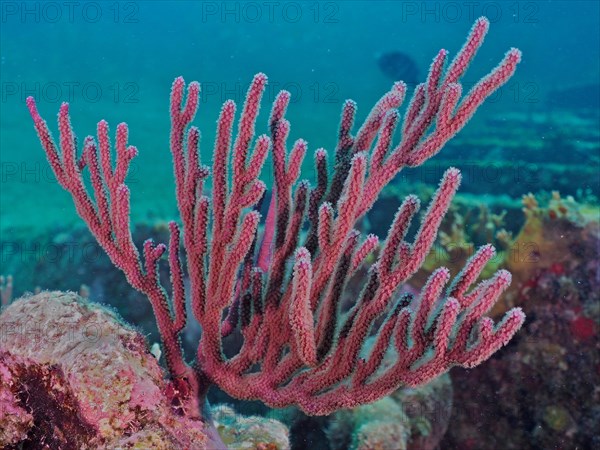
xmin=0 ymin=1 xmax=598 ymax=449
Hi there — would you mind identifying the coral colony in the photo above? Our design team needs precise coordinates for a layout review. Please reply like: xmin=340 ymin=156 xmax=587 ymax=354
xmin=27 ymin=18 xmax=524 ymax=418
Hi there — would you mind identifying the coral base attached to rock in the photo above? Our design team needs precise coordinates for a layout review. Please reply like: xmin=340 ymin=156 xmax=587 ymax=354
xmin=0 ymin=291 xmax=290 ymax=449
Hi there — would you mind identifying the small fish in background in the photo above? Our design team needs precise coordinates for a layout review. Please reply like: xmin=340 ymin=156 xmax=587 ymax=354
xmin=376 ymin=51 xmax=420 ymax=88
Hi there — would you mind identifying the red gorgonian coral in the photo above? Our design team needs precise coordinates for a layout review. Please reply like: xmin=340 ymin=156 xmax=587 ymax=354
xmin=27 ymin=17 xmax=524 ymax=417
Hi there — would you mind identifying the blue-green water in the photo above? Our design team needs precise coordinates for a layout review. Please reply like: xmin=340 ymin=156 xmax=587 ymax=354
xmin=1 ymin=2 xmax=599 ymax=449
xmin=2 ymin=1 xmax=598 ymax=229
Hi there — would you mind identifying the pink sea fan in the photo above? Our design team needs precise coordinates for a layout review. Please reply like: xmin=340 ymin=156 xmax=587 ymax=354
xmin=27 ymin=17 xmax=524 ymax=417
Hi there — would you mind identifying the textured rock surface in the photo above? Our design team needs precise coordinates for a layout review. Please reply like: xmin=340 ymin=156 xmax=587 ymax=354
xmin=212 ymin=404 xmax=290 ymax=449
xmin=326 ymin=374 xmax=452 ymax=450
xmin=0 ymin=291 xmax=209 ymax=449
xmin=0 ymin=353 xmax=34 ymax=446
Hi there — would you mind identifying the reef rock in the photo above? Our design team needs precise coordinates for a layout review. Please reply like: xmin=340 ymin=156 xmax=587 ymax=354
xmin=0 ymin=291 xmax=290 ymax=449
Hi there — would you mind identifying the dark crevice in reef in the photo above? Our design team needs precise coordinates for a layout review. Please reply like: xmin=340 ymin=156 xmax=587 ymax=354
xmin=8 ymin=360 xmax=98 ymax=449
